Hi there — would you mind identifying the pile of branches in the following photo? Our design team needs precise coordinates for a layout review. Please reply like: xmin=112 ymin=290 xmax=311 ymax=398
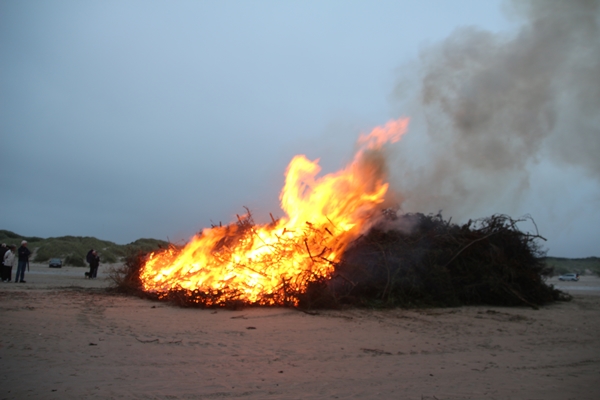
xmin=110 ymin=212 xmax=568 ymax=310
xmin=298 ymin=213 xmax=569 ymax=309
xmin=107 ymin=250 xmax=147 ymax=297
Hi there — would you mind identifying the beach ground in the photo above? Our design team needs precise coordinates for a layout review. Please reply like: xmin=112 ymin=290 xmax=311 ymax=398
xmin=1 ymin=263 xmax=599 ymax=399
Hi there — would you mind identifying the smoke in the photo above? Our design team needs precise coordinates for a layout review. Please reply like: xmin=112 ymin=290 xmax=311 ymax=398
xmin=392 ymin=0 xmax=600 ymax=220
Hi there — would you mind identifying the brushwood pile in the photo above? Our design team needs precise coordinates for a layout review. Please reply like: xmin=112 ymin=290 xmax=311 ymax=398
xmin=299 ymin=213 xmax=567 ymax=309
xmin=111 ymin=213 xmax=569 ymax=309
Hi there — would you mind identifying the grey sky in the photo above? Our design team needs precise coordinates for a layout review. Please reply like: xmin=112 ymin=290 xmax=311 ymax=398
xmin=1 ymin=0 xmax=598 ymax=257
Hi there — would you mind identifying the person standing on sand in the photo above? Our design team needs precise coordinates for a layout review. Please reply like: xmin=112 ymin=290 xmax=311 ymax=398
xmin=0 ymin=244 xmax=8 ymax=281
xmin=86 ymin=249 xmax=94 ymax=278
xmin=15 ymin=240 xmax=30 ymax=283
xmin=89 ymin=250 xmax=100 ymax=279
xmin=3 ymin=245 xmax=16 ymax=282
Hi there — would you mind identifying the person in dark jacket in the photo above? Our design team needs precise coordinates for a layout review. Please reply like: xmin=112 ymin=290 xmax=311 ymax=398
xmin=15 ymin=240 xmax=31 ymax=283
xmin=0 ymin=243 xmax=8 ymax=281
xmin=86 ymin=249 xmax=94 ymax=265
xmin=89 ymin=250 xmax=100 ymax=279
xmin=86 ymin=249 xmax=94 ymax=278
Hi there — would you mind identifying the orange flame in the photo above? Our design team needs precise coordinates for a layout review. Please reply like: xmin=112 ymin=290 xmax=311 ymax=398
xmin=140 ymin=118 xmax=409 ymax=306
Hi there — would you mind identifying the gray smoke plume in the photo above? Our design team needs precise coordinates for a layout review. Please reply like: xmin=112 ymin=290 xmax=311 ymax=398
xmin=392 ymin=0 xmax=600 ymax=220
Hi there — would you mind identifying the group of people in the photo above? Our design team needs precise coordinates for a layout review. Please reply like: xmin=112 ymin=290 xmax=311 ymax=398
xmin=0 ymin=242 xmax=101 ymax=282
xmin=1 ymin=241 xmax=31 ymax=283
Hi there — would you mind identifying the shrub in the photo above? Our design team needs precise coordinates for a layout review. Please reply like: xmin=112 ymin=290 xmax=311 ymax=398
xmin=64 ymin=254 xmax=86 ymax=267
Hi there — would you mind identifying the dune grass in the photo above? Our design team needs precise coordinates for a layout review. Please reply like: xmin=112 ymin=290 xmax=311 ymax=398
xmin=0 ymin=229 xmax=168 ymax=266
xmin=543 ymin=256 xmax=600 ymax=276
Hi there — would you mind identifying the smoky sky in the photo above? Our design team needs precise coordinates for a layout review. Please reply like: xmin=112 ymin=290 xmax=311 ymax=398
xmin=1 ymin=0 xmax=598 ymax=257
xmin=389 ymin=0 xmax=600 ymax=256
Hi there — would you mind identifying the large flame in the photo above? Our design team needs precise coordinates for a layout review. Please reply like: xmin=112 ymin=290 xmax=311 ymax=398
xmin=140 ymin=118 xmax=409 ymax=306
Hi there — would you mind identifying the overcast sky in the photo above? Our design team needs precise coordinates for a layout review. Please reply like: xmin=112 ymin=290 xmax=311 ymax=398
xmin=1 ymin=0 xmax=598 ymax=257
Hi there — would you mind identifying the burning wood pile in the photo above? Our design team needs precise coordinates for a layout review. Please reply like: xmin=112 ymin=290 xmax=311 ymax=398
xmin=111 ymin=211 xmax=565 ymax=309
xmin=109 ymin=118 xmax=567 ymax=309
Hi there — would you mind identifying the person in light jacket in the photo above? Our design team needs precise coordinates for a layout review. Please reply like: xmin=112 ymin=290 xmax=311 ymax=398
xmin=3 ymin=245 xmax=16 ymax=282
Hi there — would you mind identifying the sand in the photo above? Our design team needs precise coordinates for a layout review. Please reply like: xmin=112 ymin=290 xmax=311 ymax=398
xmin=1 ymin=263 xmax=599 ymax=399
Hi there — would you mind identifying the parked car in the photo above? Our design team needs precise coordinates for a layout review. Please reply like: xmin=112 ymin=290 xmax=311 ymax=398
xmin=49 ymin=258 xmax=62 ymax=268
xmin=558 ymin=273 xmax=579 ymax=281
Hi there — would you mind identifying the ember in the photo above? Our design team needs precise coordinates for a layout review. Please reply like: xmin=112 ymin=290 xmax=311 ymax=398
xmin=138 ymin=119 xmax=409 ymax=306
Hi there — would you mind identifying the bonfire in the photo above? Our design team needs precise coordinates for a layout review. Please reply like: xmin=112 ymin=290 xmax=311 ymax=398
xmin=112 ymin=118 xmax=566 ymax=309
xmin=136 ymin=119 xmax=408 ymax=306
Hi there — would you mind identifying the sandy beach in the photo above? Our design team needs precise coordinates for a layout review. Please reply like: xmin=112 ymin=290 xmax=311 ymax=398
xmin=1 ymin=263 xmax=599 ymax=399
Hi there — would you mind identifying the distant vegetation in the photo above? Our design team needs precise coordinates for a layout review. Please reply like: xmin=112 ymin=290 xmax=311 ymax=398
xmin=0 ymin=230 xmax=168 ymax=266
xmin=543 ymin=257 xmax=600 ymax=277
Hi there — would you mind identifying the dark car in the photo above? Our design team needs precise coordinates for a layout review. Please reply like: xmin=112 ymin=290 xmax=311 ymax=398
xmin=49 ymin=258 xmax=62 ymax=268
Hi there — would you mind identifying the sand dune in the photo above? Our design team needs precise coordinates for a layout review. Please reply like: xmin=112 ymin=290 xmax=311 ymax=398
xmin=1 ymin=263 xmax=599 ymax=399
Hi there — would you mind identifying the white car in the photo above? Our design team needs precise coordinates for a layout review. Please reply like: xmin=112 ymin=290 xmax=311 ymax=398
xmin=558 ymin=273 xmax=579 ymax=281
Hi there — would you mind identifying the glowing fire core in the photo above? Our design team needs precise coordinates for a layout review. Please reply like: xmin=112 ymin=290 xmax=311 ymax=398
xmin=140 ymin=118 xmax=409 ymax=306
